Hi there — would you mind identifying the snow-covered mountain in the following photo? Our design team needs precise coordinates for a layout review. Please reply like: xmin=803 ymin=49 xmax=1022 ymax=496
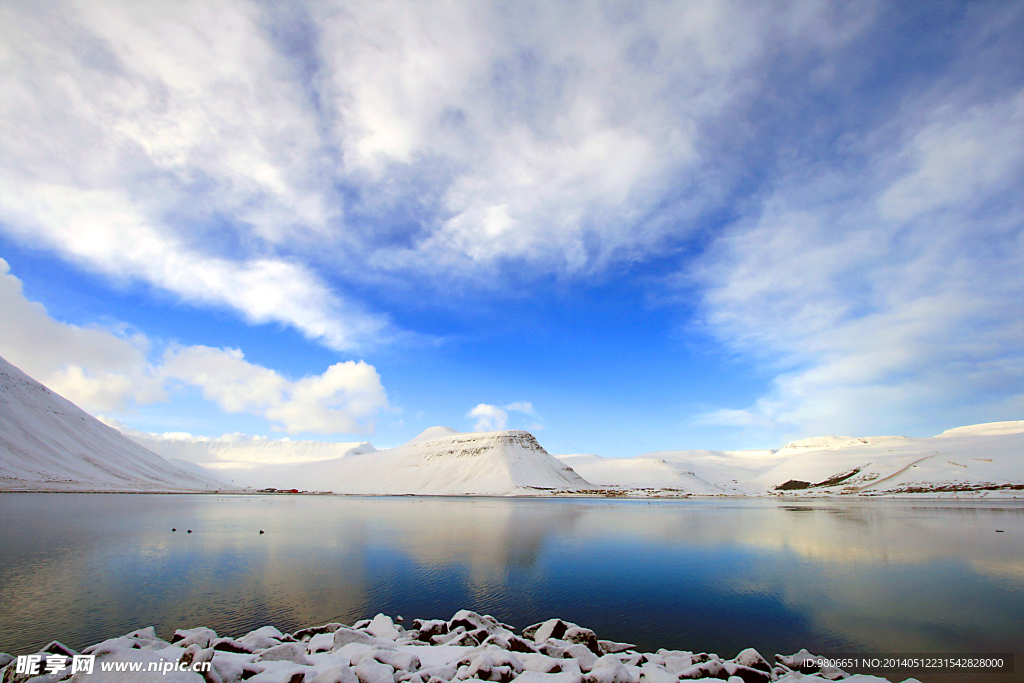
xmin=266 ymin=427 xmax=591 ymax=495
xmin=0 ymin=355 xmax=227 ymax=491
xmin=741 ymin=422 xmax=1024 ymax=495
xmin=5 ymin=345 xmax=1017 ymax=497
xmin=559 ymin=422 xmax=1023 ymax=496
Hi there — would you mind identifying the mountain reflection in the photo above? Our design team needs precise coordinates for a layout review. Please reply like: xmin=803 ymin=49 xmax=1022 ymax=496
xmin=1 ymin=494 xmax=1022 ymax=676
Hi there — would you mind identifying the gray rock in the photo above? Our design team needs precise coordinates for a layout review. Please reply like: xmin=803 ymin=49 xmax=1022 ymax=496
xmin=354 ymin=658 xmax=395 ymax=683
xmin=481 ymin=634 xmax=538 ymax=654
xmin=172 ymin=628 xmax=217 ymax=648
xmin=455 ymin=647 xmax=523 ymax=682
xmin=372 ymin=650 xmax=420 ymax=673
xmin=732 ymin=648 xmax=770 ymax=673
xmin=562 ymin=627 xmax=601 ymax=656
xmin=412 ymin=620 xmax=448 ymax=642
xmin=562 ymin=644 xmax=598 ymax=672
xmin=212 ymin=638 xmax=253 ymax=654
xmin=335 ymin=627 xmax=387 ymax=649
xmin=723 ymin=663 xmax=771 ymax=683
xmin=597 ymin=641 xmax=636 ymax=655
xmin=638 ymin=663 xmax=676 ymax=683
xmin=583 ymin=654 xmax=633 ymax=683
xmin=661 ymin=655 xmax=694 ymax=674
xmin=529 ymin=619 xmax=569 ymax=643
xmin=678 ymin=658 xmax=726 ymax=680
xmin=312 ymin=666 xmax=359 ymax=683
xmin=366 ymin=615 xmax=403 ymax=641
xmin=293 ymin=624 xmax=345 ymax=642
xmin=256 ymin=642 xmax=311 ymax=666
xmin=448 ymin=611 xmax=505 ymax=636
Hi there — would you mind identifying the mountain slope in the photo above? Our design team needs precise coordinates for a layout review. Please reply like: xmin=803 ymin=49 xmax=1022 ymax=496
xmin=269 ymin=428 xmax=591 ymax=495
xmin=0 ymin=355 xmax=227 ymax=491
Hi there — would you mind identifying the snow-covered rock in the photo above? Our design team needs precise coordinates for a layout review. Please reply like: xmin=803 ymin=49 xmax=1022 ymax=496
xmin=0 ymin=610 xmax=924 ymax=683
xmin=0 ymin=355 xmax=227 ymax=492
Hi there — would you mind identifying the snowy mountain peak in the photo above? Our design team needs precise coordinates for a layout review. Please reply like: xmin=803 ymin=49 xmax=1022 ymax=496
xmin=409 ymin=430 xmax=548 ymax=458
xmin=403 ymin=425 xmax=461 ymax=447
xmin=266 ymin=428 xmax=589 ymax=495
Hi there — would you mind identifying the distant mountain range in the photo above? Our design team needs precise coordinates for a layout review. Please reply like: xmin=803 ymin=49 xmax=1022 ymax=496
xmin=2 ymin=354 xmax=1021 ymax=496
xmin=560 ymin=424 xmax=1023 ymax=496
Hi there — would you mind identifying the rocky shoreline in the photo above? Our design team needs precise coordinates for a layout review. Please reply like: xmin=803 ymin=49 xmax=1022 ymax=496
xmin=0 ymin=611 xmax=918 ymax=683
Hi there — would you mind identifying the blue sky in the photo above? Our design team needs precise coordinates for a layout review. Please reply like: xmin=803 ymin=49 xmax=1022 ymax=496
xmin=1 ymin=0 xmax=1022 ymax=457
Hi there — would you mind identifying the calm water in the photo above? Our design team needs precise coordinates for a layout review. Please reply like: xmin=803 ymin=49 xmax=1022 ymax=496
xmin=0 ymin=494 xmax=1021 ymax=682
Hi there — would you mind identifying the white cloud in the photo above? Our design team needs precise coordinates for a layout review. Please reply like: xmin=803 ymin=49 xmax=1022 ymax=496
xmin=467 ymin=401 xmax=536 ymax=432
xmin=691 ymin=87 xmax=1024 ymax=440
xmin=0 ymin=0 xmax=383 ymax=351
xmin=0 ymin=258 xmax=164 ymax=412
xmin=0 ymin=259 xmax=389 ymax=434
xmin=160 ymin=346 xmax=389 ymax=435
xmin=504 ymin=401 xmax=534 ymax=415
xmin=0 ymin=0 xmax=877 ymax=329
xmin=468 ymin=404 xmax=507 ymax=432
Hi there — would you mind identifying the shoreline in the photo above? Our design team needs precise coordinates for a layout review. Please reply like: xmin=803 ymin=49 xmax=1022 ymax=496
xmin=0 ymin=610 xmax=921 ymax=683
xmin=1 ymin=488 xmax=1023 ymax=500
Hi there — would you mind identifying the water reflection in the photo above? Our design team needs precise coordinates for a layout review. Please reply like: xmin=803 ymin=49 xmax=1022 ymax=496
xmin=0 ymin=495 xmax=1021 ymax=683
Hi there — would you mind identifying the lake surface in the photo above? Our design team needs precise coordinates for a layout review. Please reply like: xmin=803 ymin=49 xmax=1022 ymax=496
xmin=0 ymin=494 xmax=1021 ymax=683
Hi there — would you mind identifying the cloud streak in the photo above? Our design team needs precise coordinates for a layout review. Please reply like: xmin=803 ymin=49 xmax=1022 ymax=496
xmin=0 ymin=0 xmax=874 ymax=324
xmin=691 ymin=81 xmax=1024 ymax=439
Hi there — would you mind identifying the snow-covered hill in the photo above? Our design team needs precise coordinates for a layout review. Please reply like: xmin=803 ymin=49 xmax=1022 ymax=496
xmin=556 ymin=453 xmax=723 ymax=493
xmin=742 ymin=421 xmax=1024 ymax=495
xmin=0 ymin=355 xmax=227 ymax=491
xmin=557 ymin=447 xmax=785 ymax=494
xmin=555 ymin=423 xmax=1023 ymax=496
xmin=267 ymin=427 xmax=591 ymax=495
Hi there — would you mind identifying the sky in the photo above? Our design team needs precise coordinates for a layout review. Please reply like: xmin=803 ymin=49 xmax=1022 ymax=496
xmin=1 ymin=0 xmax=1022 ymax=459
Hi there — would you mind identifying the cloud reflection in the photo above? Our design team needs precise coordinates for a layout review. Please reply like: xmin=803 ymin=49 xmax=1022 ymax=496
xmin=1 ymin=495 xmax=1021 ymax=664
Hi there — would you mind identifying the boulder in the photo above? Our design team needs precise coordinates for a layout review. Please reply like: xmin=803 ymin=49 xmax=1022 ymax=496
xmin=255 ymin=643 xmax=310 ymax=666
xmin=312 ymin=667 xmax=360 ymax=683
xmin=583 ymin=655 xmax=634 ymax=683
